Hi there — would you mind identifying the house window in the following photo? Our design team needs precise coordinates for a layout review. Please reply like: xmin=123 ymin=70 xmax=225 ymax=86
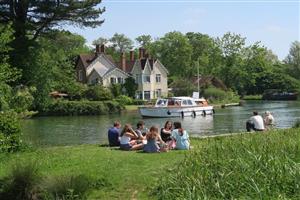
xmin=156 ymin=89 xmax=162 ymax=98
xmin=78 ymin=70 xmax=83 ymax=81
xmin=110 ymin=77 xmax=117 ymax=84
xmin=136 ymin=91 xmax=143 ymax=99
xmin=143 ymin=75 xmax=150 ymax=83
xmin=117 ymin=77 xmax=123 ymax=84
xmin=156 ymin=74 xmax=161 ymax=83
xmin=144 ymin=91 xmax=150 ymax=100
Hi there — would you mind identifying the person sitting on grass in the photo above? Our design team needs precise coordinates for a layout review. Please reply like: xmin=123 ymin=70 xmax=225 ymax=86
xmin=246 ymin=111 xmax=265 ymax=132
xmin=171 ymin=122 xmax=190 ymax=150
xmin=143 ymin=126 xmax=168 ymax=153
xmin=120 ymin=124 xmax=144 ymax=151
xmin=108 ymin=121 xmax=121 ymax=147
xmin=135 ymin=120 xmax=146 ymax=140
xmin=161 ymin=120 xmax=173 ymax=143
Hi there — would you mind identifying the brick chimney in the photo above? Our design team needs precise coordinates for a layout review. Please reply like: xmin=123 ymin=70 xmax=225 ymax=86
xmin=121 ymin=52 xmax=126 ymax=72
xmin=100 ymin=44 xmax=105 ymax=53
xmin=130 ymin=50 xmax=135 ymax=61
xmin=139 ymin=48 xmax=145 ymax=59
xmin=95 ymin=44 xmax=100 ymax=55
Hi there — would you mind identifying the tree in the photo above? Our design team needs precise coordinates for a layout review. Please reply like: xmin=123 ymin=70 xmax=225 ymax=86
xmin=0 ymin=0 xmax=105 ymax=82
xmin=149 ymin=31 xmax=192 ymax=77
xmin=110 ymin=33 xmax=133 ymax=52
xmin=285 ymin=41 xmax=300 ymax=79
xmin=93 ymin=37 xmax=109 ymax=46
xmin=123 ymin=77 xmax=138 ymax=98
xmin=135 ymin=35 xmax=152 ymax=48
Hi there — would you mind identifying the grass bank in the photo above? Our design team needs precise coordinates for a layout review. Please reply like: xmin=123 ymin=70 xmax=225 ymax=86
xmin=0 ymin=128 xmax=299 ymax=199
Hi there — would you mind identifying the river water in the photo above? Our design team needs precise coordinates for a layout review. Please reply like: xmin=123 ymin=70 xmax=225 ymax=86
xmin=22 ymin=101 xmax=300 ymax=146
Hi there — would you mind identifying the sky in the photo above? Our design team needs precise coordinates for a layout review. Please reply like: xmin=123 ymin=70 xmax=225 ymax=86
xmin=66 ymin=0 xmax=300 ymax=60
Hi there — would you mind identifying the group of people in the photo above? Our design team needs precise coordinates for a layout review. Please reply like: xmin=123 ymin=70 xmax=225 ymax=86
xmin=108 ymin=120 xmax=190 ymax=153
xmin=246 ymin=110 xmax=275 ymax=132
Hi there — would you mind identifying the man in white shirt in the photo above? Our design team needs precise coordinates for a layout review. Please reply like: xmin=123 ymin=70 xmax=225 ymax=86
xmin=246 ymin=111 xmax=265 ymax=132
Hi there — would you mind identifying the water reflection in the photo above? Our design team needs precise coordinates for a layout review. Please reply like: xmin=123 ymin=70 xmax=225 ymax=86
xmin=22 ymin=101 xmax=300 ymax=146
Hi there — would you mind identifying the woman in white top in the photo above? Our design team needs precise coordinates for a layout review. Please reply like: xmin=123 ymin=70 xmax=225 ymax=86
xmin=120 ymin=124 xmax=144 ymax=151
xmin=264 ymin=111 xmax=275 ymax=130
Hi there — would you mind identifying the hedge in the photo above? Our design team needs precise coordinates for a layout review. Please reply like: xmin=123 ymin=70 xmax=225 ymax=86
xmin=42 ymin=100 xmax=123 ymax=116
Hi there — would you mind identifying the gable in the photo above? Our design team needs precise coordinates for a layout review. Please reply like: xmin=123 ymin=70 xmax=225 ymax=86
xmin=86 ymin=55 xmax=116 ymax=76
xmin=154 ymin=60 xmax=169 ymax=76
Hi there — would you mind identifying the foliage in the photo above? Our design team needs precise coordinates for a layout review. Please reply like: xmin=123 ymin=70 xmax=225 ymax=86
xmin=110 ymin=33 xmax=133 ymax=53
xmin=293 ymin=120 xmax=300 ymax=128
xmin=10 ymin=86 xmax=35 ymax=113
xmin=44 ymin=174 xmax=91 ymax=200
xmin=285 ymin=41 xmax=300 ymax=80
xmin=149 ymin=31 xmax=193 ymax=77
xmin=0 ymin=111 xmax=23 ymax=152
xmin=43 ymin=100 xmax=121 ymax=116
xmin=123 ymin=77 xmax=138 ymax=98
xmin=135 ymin=35 xmax=152 ymax=48
xmin=115 ymin=95 xmax=134 ymax=106
xmin=0 ymin=83 xmax=12 ymax=111
xmin=170 ymin=79 xmax=197 ymax=96
xmin=0 ymin=161 xmax=40 ymax=200
xmin=93 ymin=37 xmax=109 ymax=46
xmin=153 ymin=129 xmax=300 ymax=199
xmin=242 ymin=95 xmax=262 ymax=100
xmin=84 ymin=85 xmax=113 ymax=101
xmin=203 ymin=87 xmax=240 ymax=103
xmin=110 ymin=84 xmax=123 ymax=98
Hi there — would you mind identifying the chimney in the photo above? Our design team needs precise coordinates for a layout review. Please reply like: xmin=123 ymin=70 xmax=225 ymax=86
xmin=130 ymin=50 xmax=135 ymax=61
xmin=95 ymin=44 xmax=100 ymax=55
xmin=139 ymin=48 xmax=145 ymax=59
xmin=100 ymin=44 xmax=105 ymax=53
xmin=121 ymin=52 xmax=126 ymax=72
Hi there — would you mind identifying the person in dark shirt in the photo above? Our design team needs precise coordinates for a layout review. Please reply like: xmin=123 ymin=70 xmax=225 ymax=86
xmin=161 ymin=120 xmax=173 ymax=142
xmin=108 ymin=121 xmax=121 ymax=146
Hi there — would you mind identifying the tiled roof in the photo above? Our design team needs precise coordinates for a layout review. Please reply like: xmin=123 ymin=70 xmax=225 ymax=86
xmin=116 ymin=60 xmax=136 ymax=73
xmin=77 ymin=53 xmax=116 ymax=69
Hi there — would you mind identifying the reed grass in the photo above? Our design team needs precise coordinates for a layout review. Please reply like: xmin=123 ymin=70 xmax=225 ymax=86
xmin=153 ymin=129 xmax=300 ymax=199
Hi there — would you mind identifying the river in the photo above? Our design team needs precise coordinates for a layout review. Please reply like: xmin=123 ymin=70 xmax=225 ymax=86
xmin=22 ymin=101 xmax=300 ymax=146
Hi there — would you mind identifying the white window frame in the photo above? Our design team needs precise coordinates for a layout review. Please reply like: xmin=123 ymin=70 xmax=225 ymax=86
xmin=156 ymin=74 xmax=161 ymax=83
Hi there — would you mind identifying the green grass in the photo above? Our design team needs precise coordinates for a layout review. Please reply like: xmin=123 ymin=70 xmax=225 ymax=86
xmin=0 ymin=129 xmax=299 ymax=199
xmin=124 ymin=105 xmax=139 ymax=111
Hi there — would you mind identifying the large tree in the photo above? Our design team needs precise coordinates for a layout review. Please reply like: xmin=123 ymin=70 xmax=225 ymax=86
xmin=110 ymin=33 xmax=133 ymax=52
xmin=0 ymin=0 xmax=105 ymax=82
xmin=285 ymin=41 xmax=300 ymax=79
xmin=135 ymin=34 xmax=152 ymax=48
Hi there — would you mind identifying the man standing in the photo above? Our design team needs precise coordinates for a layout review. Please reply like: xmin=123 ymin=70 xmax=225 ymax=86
xmin=108 ymin=121 xmax=121 ymax=146
xmin=246 ymin=111 xmax=265 ymax=132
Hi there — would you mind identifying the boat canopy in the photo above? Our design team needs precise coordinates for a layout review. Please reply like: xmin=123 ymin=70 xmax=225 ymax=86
xmin=155 ymin=97 xmax=207 ymax=107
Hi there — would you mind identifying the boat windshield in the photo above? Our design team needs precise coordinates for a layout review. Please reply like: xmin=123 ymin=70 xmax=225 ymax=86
xmin=156 ymin=99 xmax=167 ymax=107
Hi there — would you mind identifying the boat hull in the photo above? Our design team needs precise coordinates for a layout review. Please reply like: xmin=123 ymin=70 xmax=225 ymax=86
xmin=138 ymin=106 xmax=214 ymax=118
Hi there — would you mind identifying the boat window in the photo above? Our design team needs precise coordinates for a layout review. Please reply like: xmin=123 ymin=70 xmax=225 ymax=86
xmin=157 ymin=99 xmax=167 ymax=106
xmin=182 ymin=100 xmax=188 ymax=105
xmin=175 ymin=100 xmax=180 ymax=106
xmin=187 ymin=100 xmax=193 ymax=105
xmin=168 ymin=99 xmax=175 ymax=106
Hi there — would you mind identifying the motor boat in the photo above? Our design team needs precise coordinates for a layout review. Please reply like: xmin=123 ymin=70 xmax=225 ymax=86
xmin=138 ymin=97 xmax=214 ymax=118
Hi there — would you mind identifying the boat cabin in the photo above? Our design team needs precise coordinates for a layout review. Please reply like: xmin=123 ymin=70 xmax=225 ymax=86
xmin=155 ymin=97 xmax=208 ymax=107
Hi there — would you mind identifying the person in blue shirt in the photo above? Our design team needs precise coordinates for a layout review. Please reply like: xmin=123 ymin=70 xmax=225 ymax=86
xmin=108 ymin=121 xmax=121 ymax=146
xmin=171 ymin=122 xmax=190 ymax=150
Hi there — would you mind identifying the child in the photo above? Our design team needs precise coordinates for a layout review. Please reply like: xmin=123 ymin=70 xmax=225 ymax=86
xmin=143 ymin=126 xmax=167 ymax=153
xmin=120 ymin=124 xmax=144 ymax=151
xmin=171 ymin=122 xmax=190 ymax=150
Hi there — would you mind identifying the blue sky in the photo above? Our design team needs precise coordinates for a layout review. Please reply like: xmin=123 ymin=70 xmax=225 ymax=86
xmin=66 ymin=0 xmax=300 ymax=60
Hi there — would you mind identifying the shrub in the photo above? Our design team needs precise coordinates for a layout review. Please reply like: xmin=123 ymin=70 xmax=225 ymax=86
xmin=0 ymin=83 xmax=12 ymax=111
xmin=203 ymin=87 xmax=239 ymax=103
xmin=43 ymin=175 xmax=91 ymax=200
xmin=0 ymin=111 xmax=23 ymax=152
xmin=293 ymin=120 xmax=300 ymax=128
xmin=10 ymin=86 xmax=34 ymax=113
xmin=110 ymin=84 xmax=122 ymax=98
xmin=132 ymin=99 xmax=146 ymax=105
xmin=116 ymin=95 xmax=133 ymax=106
xmin=84 ymin=85 xmax=113 ymax=101
xmin=0 ymin=161 xmax=40 ymax=200
xmin=43 ymin=100 xmax=122 ymax=116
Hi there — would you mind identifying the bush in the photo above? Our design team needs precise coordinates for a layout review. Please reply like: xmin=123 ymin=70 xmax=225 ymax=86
xmin=0 ymin=111 xmax=23 ymax=152
xmin=110 ymin=84 xmax=122 ymax=98
xmin=116 ymin=95 xmax=133 ymax=106
xmin=0 ymin=161 xmax=40 ymax=200
xmin=293 ymin=120 xmax=300 ymax=128
xmin=43 ymin=100 xmax=122 ymax=116
xmin=0 ymin=83 xmax=12 ymax=111
xmin=203 ymin=87 xmax=239 ymax=103
xmin=84 ymin=85 xmax=113 ymax=101
xmin=43 ymin=175 xmax=91 ymax=200
xmin=132 ymin=99 xmax=146 ymax=105
xmin=10 ymin=86 xmax=34 ymax=113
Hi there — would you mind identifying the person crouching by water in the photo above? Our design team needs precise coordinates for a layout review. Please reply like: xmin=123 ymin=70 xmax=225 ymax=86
xmin=171 ymin=122 xmax=190 ymax=150
xmin=264 ymin=111 xmax=275 ymax=130
xmin=143 ymin=126 xmax=168 ymax=153
xmin=246 ymin=111 xmax=265 ymax=132
xmin=108 ymin=121 xmax=121 ymax=147
xmin=120 ymin=124 xmax=144 ymax=151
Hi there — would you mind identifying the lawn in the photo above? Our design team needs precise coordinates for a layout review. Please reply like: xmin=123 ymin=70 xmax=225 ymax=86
xmin=0 ymin=128 xmax=299 ymax=199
